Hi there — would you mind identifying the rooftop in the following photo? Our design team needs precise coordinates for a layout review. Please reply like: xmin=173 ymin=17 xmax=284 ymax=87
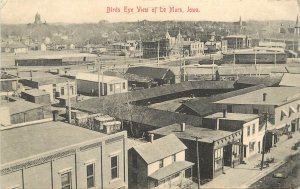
xmin=205 ymin=112 xmax=259 ymax=122
xmin=1 ymin=121 xmax=107 ymax=165
xmin=134 ymin=134 xmax=187 ymax=164
xmin=76 ymin=72 xmax=127 ymax=83
xmin=235 ymin=76 xmax=282 ymax=87
xmin=215 ymin=87 xmax=300 ymax=106
xmin=2 ymin=100 xmax=44 ymax=115
xmin=15 ymin=53 xmax=97 ymax=60
xmin=149 ymin=124 xmax=234 ymax=143
xmin=21 ymin=89 xmax=50 ymax=96
xmin=279 ymin=73 xmax=300 ymax=87
xmin=126 ymin=66 xmax=173 ymax=80
xmin=29 ymin=75 xmax=73 ymax=85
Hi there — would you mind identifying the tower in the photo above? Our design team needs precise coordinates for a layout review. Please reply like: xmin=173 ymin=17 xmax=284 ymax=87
xmin=34 ymin=12 xmax=42 ymax=25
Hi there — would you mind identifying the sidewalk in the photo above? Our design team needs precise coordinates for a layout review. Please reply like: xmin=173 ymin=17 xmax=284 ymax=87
xmin=192 ymin=132 xmax=300 ymax=189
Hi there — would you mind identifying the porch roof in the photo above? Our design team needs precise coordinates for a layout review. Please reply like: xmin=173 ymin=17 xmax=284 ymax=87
xmin=149 ymin=161 xmax=194 ymax=181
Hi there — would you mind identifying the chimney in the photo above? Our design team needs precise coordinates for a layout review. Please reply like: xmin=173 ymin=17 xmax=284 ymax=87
xmin=263 ymin=93 xmax=267 ymax=102
xmin=181 ymin=122 xmax=186 ymax=132
xmin=215 ymin=118 xmax=220 ymax=130
xmin=149 ymin=134 xmax=154 ymax=143
xmin=223 ymin=109 xmax=227 ymax=118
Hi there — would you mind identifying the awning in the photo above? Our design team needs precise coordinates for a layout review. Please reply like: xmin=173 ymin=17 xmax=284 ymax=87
xmin=149 ymin=161 xmax=194 ymax=181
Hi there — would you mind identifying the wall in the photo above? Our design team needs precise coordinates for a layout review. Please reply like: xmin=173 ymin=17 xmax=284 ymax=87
xmin=274 ymin=99 xmax=300 ymax=129
xmin=11 ymin=107 xmax=45 ymax=124
xmin=0 ymin=131 xmax=128 ymax=189
xmin=0 ymin=80 xmax=17 ymax=92
xmin=128 ymin=149 xmax=148 ymax=189
xmin=0 ymin=106 xmax=11 ymax=126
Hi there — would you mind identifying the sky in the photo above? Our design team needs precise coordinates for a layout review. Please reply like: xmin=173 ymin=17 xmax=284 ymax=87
xmin=1 ymin=0 xmax=299 ymax=24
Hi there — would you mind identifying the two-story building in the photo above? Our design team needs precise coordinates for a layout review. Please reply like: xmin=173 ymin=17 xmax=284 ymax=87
xmin=203 ymin=111 xmax=263 ymax=160
xmin=150 ymin=123 xmax=242 ymax=180
xmin=128 ymin=134 xmax=194 ymax=189
xmin=224 ymin=35 xmax=252 ymax=49
xmin=20 ymin=76 xmax=77 ymax=103
xmin=1 ymin=121 xmax=128 ymax=189
xmin=214 ymin=87 xmax=300 ymax=147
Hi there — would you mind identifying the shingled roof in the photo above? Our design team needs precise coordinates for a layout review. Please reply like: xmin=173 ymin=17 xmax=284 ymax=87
xmin=235 ymin=76 xmax=282 ymax=87
xmin=126 ymin=66 xmax=173 ymax=80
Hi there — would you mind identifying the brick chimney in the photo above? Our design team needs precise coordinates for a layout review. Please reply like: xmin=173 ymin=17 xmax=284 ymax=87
xmin=263 ymin=93 xmax=267 ymax=102
xmin=181 ymin=122 xmax=186 ymax=132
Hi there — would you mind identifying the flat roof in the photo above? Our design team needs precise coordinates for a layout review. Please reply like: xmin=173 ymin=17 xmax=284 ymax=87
xmin=15 ymin=53 xmax=97 ymax=60
xmin=22 ymin=89 xmax=50 ymax=96
xmin=1 ymin=121 xmax=107 ymax=165
xmin=76 ymin=72 xmax=127 ymax=83
xmin=279 ymin=73 xmax=300 ymax=87
xmin=205 ymin=112 xmax=259 ymax=122
xmin=2 ymin=100 xmax=44 ymax=115
xmin=150 ymin=124 xmax=234 ymax=143
xmin=215 ymin=87 xmax=300 ymax=106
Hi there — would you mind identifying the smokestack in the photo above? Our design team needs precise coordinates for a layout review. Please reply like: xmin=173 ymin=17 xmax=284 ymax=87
xmin=181 ymin=123 xmax=186 ymax=132
xmin=263 ymin=93 xmax=267 ymax=102
xmin=223 ymin=109 xmax=227 ymax=118
xmin=149 ymin=134 xmax=154 ymax=143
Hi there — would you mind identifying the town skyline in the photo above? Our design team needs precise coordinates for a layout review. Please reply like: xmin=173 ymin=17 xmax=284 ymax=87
xmin=1 ymin=0 xmax=299 ymax=24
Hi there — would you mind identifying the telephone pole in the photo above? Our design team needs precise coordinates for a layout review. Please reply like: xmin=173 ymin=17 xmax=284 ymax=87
xmin=192 ymin=136 xmax=201 ymax=189
xmin=67 ymin=80 xmax=71 ymax=123
xmin=157 ymin=40 xmax=160 ymax=67
xmin=260 ymin=112 xmax=269 ymax=170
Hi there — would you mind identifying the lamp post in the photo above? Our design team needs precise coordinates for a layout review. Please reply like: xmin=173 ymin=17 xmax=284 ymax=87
xmin=192 ymin=136 xmax=201 ymax=189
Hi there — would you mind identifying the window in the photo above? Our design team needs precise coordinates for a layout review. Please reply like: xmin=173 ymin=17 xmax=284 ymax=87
xmin=87 ymin=164 xmax=95 ymax=188
xmin=252 ymin=124 xmax=256 ymax=134
xmin=159 ymin=159 xmax=163 ymax=168
xmin=110 ymin=84 xmax=114 ymax=92
xmin=249 ymin=142 xmax=255 ymax=153
xmin=171 ymin=154 xmax=176 ymax=163
xmin=227 ymin=105 xmax=233 ymax=113
xmin=247 ymin=126 xmax=251 ymax=136
xmin=214 ymin=148 xmax=223 ymax=159
xmin=253 ymin=108 xmax=259 ymax=114
xmin=61 ymin=171 xmax=72 ymax=189
xmin=123 ymin=82 xmax=126 ymax=90
xmin=111 ymin=155 xmax=119 ymax=179
xmin=61 ymin=87 xmax=65 ymax=96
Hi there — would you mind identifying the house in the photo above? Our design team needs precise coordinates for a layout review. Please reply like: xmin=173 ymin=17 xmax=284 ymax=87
xmin=214 ymin=87 xmax=300 ymax=147
xmin=126 ymin=66 xmax=175 ymax=86
xmin=21 ymin=89 xmax=51 ymax=105
xmin=0 ymin=121 xmax=128 ymax=189
xmin=124 ymin=73 xmax=157 ymax=89
xmin=224 ymin=35 xmax=252 ymax=49
xmin=203 ymin=111 xmax=263 ymax=159
xmin=1 ymin=100 xmax=47 ymax=124
xmin=20 ymin=75 xmax=77 ymax=103
xmin=128 ymin=134 xmax=194 ymax=189
xmin=204 ymin=41 xmax=222 ymax=53
xmin=150 ymin=123 xmax=242 ymax=180
xmin=183 ymin=41 xmax=205 ymax=56
xmin=76 ymin=72 xmax=128 ymax=96
xmin=279 ymin=73 xmax=300 ymax=87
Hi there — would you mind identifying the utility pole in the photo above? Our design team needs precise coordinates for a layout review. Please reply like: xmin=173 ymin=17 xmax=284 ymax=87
xmin=183 ymin=49 xmax=186 ymax=82
xmin=98 ymin=64 xmax=101 ymax=97
xmin=260 ymin=112 xmax=269 ymax=170
xmin=67 ymin=80 xmax=71 ymax=124
xmin=212 ymin=58 xmax=215 ymax=80
xmin=192 ymin=136 xmax=201 ymax=189
xmin=157 ymin=40 xmax=160 ymax=67
xmin=274 ymin=50 xmax=277 ymax=67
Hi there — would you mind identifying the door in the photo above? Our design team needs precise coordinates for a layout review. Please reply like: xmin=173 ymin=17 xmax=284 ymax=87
xmin=258 ymin=142 xmax=261 ymax=153
xmin=223 ymin=145 xmax=232 ymax=166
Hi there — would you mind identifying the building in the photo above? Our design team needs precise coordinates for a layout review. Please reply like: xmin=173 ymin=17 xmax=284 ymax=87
xmin=234 ymin=76 xmax=281 ymax=89
xmin=214 ymin=87 xmax=300 ymax=147
xmin=204 ymin=41 xmax=222 ymax=53
xmin=0 ymin=121 xmax=128 ymax=189
xmin=223 ymin=49 xmax=287 ymax=64
xmin=21 ymin=89 xmax=51 ymax=105
xmin=279 ymin=73 xmax=300 ymax=87
xmin=183 ymin=41 xmax=205 ymax=56
xmin=232 ymin=16 xmax=247 ymax=34
xmin=128 ymin=134 xmax=194 ymax=189
xmin=224 ymin=35 xmax=252 ymax=49
xmin=15 ymin=53 xmax=97 ymax=66
xmin=1 ymin=43 xmax=28 ymax=54
xmin=126 ymin=66 xmax=175 ymax=86
xmin=258 ymin=41 xmax=286 ymax=49
xmin=150 ymin=123 xmax=242 ymax=180
xmin=0 ymin=73 xmax=17 ymax=92
xmin=142 ymin=39 xmax=170 ymax=59
xmin=76 ymin=72 xmax=128 ymax=96
xmin=203 ymin=112 xmax=263 ymax=159
xmin=1 ymin=100 xmax=47 ymax=124
xmin=20 ymin=76 xmax=77 ymax=103
xmin=124 ymin=73 xmax=156 ymax=89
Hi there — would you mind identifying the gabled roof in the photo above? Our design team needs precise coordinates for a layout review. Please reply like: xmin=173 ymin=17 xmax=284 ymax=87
xmin=279 ymin=73 xmax=300 ymax=87
xmin=126 ymin=66 xmax=173 ymax=80
xmin=134 ymin=134 xmax=187 ymax=164
xmin=178 ymin=85 xmax=266 ymax=116
xmin=235 ymin=76 xmax=282 ymax=87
